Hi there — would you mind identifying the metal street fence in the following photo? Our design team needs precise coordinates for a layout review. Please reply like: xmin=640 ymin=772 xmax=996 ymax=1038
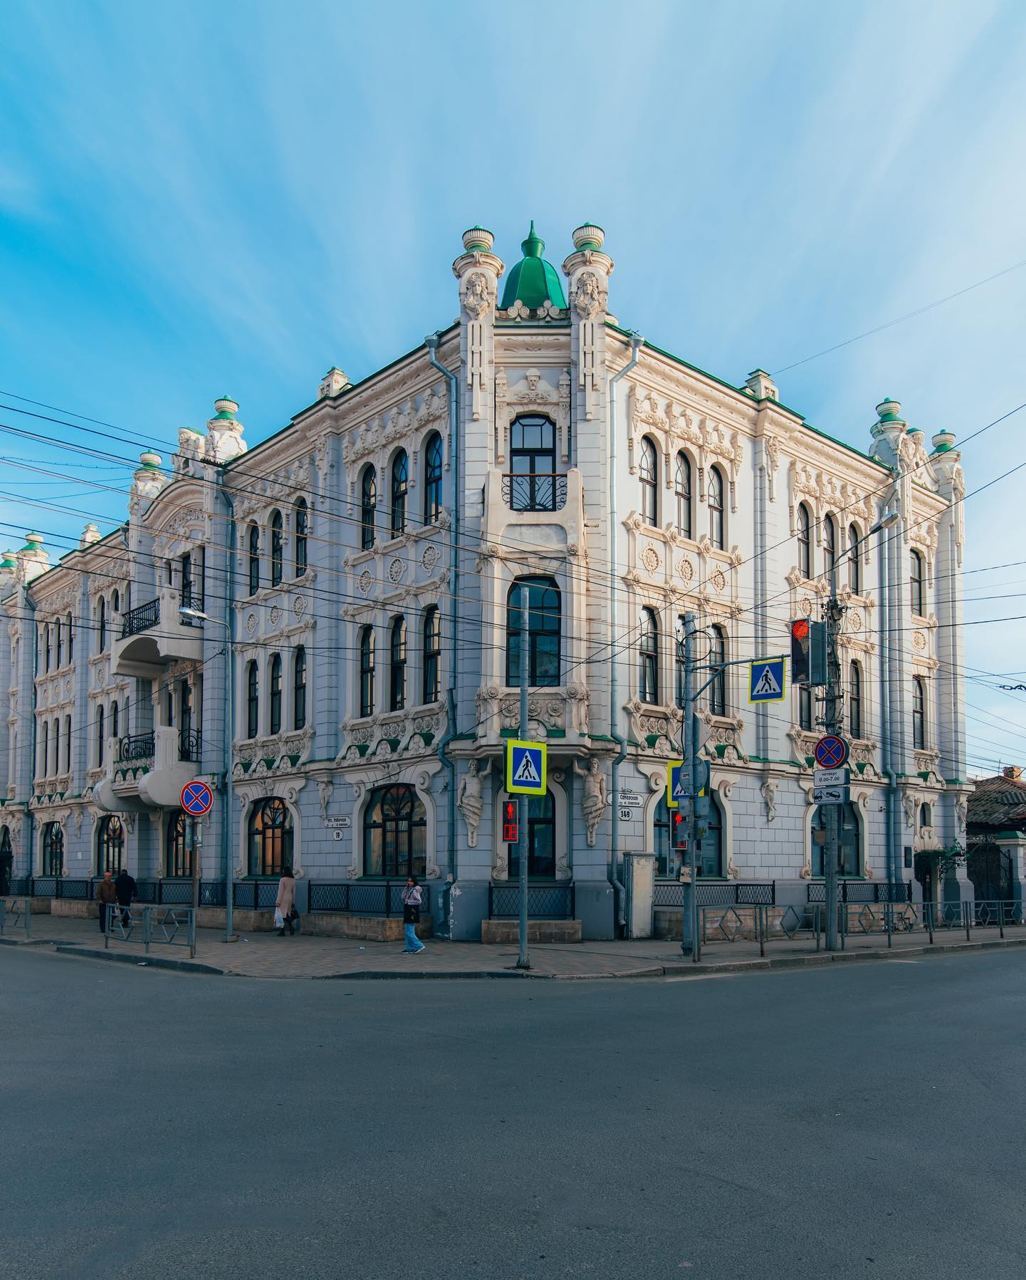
xmin=103 ymin=904 xmax=197 ymax=958
xmin=0 ymin=896 xmax=31 ymax=938
xmin=308 ymin=881 xmax=433 ymax=917
xmin=16 ymin=877 xmax=226 ymax=906
xmin=807 ymin=881 xmax=912 ymax=904
xmin=488 ymin=883 xmax=575 ymax=919
xmin=655 ymin=881 xmax=776 ymax=909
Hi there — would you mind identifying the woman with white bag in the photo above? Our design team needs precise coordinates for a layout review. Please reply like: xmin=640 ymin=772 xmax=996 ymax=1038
xmin=274 ymin=866 xmax=296 ymax=936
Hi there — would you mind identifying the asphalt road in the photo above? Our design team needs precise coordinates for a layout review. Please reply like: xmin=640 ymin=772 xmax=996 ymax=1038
xmin=2 ymin=949 xmax=1024 ymax=1280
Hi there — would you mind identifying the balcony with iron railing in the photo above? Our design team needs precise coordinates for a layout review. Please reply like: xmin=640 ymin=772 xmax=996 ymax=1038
xmin=95 ymin=725 xmax=204 ymax=812
xmin=501 ymin=472 xmax=568 ymax=513
xmin=111 ymin=588 xmax=203 ymax=678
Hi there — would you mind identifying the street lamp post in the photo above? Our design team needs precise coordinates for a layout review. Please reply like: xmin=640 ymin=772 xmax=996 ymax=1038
xmin=180 ymin=606 xmax=235 ymax=943
xmin=514 ymin=584 xmax=530 ymax=971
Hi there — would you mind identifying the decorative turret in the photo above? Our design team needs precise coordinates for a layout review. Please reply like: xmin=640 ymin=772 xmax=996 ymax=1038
xmin=17 ymin=532 xmax=48 ymax=583
xmin=80 ymin=523 xmax=101 ymax=548
xmin=562 ymin=220 xmax=614 ymax=422
xmin=501 ymin=223 xmax=567 ymax=312
xmin=869 ymin=396 xmax=908 ymax=468
xmin=0 ymin=549 xmax=17 ymax=591
xmin=319 ymin=367 xmax=350 ymax=399
xmin=452 ymin=225 xmax=504 ymax=423
xmin=744 ymin=369 xmax=779 ymax=402
xmin=204 ymin=396 xmax=247 ymax=464
xmin=131 ymin=451 xmax=167 ymax=510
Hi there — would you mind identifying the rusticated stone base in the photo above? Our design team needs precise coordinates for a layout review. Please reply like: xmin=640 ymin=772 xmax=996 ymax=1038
xmin=480 ymin=919 xmax=582 ymax=944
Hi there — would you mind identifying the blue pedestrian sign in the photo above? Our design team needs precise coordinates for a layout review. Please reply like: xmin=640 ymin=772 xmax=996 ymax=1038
xmin=749 ymin=657 xmax=785 ymax=703
xmin=181 ymin=779 xmax=214 ymax=817
xmin=506 ymin=739 xmax=547 ymax=796
xmin=666 ymin=760 xmax=688 ymax=809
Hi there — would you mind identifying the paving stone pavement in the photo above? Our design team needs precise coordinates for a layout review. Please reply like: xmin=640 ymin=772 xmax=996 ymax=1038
xmin=4 ymin=907 xmax=1026 ymax=978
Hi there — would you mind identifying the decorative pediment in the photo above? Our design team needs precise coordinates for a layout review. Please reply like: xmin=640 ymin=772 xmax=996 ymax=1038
xmin=494 ymin=367 xmax=571 ymax=464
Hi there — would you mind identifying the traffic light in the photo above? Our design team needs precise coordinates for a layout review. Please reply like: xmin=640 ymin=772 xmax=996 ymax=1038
xmin=672 ymin=810 xmax=688 ymax=850
xmin=790 ymin=618 xmax=828 ymax=687
xmin=502 ymin=800 xmax=519 ymax=844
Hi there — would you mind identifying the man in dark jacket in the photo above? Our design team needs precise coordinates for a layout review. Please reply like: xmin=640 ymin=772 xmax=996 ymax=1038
xmin=96 ymin=870 xmax=117 ymax=933
xmin=114 ymin=867 xmax=137 ymax=927
xmin=0 ymin=844 xmax=12 ymax=897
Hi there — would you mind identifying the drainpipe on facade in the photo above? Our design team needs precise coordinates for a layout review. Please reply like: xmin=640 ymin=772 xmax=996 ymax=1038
xmin=217 ymin=474 xmax=237 ymax=940
xmin=878 ymin=532 xmax=898 ymax=888
xmin=28 ymin=595 xmax=37 ymax=881
xmin=608 ymin=333 xmax=643 ymax=933
xmin=426 ymin=333 xmax=460 ymax=937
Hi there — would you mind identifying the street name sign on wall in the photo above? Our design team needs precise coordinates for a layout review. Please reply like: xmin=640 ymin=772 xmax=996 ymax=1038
xmin=748 ymin=658 xmax=785 ymax=703
xmin=506 ymin=739 xmax=547 ymax=796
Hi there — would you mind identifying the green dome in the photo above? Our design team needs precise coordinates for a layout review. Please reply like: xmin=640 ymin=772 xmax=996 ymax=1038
xmin=500 ymin=222 xmax=567 ymax=311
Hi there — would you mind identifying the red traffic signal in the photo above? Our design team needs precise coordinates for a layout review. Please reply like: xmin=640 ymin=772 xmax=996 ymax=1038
xmin=672 ymin=811 xmax=688 ymax=848
xmin=502 ymin=799 xmax=519 ymax=844
xmin=790 ymin=618 xmax=811 ymax=684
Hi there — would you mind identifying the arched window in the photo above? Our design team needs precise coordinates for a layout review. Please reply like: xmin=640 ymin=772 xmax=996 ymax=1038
xmin=270 ymin=510 xmax=284 ymax=586
xmin=360 ymin=465 xmax=377 ymax=550
xmin=674 ymin=452 xmax=692 ymax=538
xmin=920 ymin=802 xmax=932 ymax=830
xmin=111 ymin=701 xmax=119 ymax=742
xmin=41 ymin=822 xmax=63 ymax=876
xmin=639 ymin=608 xmax=659 ymax=704
xmin=708 ymin=466 xmax=726 ymax=549
xmin=112 ymin=589 xmax=119 ymax=614
xmin=507 ymin=789 xmax=556 ymax=880
xmin=698 ymin=794 xmax=725 ymax=878
xmin=67 ymin=612 xmax=73 ymax=662
xmin=709 ymin=625 xmax=728 ymax=716
xmin=912 ymin=677 xmax=927 ymax=749
xmin=269 ymin=654 xmax=282 ymax=734
xmin=246 ymin=661 xmax=259 ymax=738
xmin=97 ymin=704 xmax=105 ymax=767
xmin=40 ymin=721 xmax=48 ymax=778
xmin=166 ymin=809 xmax=190 ymax=878
xmin=44 ymin=622 xmax=52 ymax=673
xmin=389 ymin=616 xmax=407 ymax=712
xmin=96 ymin=815 xmax=124 ymax=876
xmin=98 ymin=597 xmax=107 ymax=653
xmin=674 ymin=615 xmax=687 ymax=708
xmin=424 ymin=432 xmax=443 ymax=524
xmin=293 ymin=647 xmax=307 ymax=730
xmin=56 ymin=619 xmax=63 ymax=669
xmin=910 ymin=549 xmax=926 ymax=616
xmin=506 ymin=577 xmax=561 ymax=688
xmin=359 ymin=626 xmax=375 ymax=717
xmin=363 ymin=784 xmax=426 ymax=878
xmin=0 ymin=825 xmax=11 ymax=879
xmin=849 ymin=661 xmax=862 ymax=738
xmin=812 ymin=802 xmax=861 ymax=876
xmin=248 ymin=524 xmax=260 ymax=595
xmin=390 ymin=450 xmax=408 ymax=538
xmin=64 ymin=714 xmax=71 ymax=772
xmin=510 ymin=415 xmax=558 ymax=512
xmin=52 ymin=718 xmax=59 ymax=775
xmin=797 ymin=503 xmax=812 ymax=579
xmin=247 ymin=797 xmax=293 ymax=877
xmin=848 ymin=525 xmax=861 ymax=593
xmin=422 ymin=606 xmax=441 ymax=704
xmin=823 ymin=515 xmax=837 ymax=580
xmin=799 ymin=684 xmax=813 ymax=731
xmin=294 ymin=499 xmax=308 ymax=577
xmin=639 ymin=436 xmax=658 ymax=526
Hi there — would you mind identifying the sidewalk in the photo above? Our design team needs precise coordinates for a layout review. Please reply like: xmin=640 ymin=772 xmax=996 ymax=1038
xmin=5 ymin=911 xmax=1026 ymax=979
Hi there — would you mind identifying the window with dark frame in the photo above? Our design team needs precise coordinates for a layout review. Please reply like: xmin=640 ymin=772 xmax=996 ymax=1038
xmin=246 ymin=661 xmax=259 ymax=738
xmin=359 ymin=626 xmax=375 ymax=717
xmin=270 ymin=511 xmax=284 ymax=586
xmin=509 ymin=415 xmax=559 ymax=512
xmin=674 ymin=453 xmax=692 ymax=538
xmin=506 ymin=577 xmax=561 ymax=688
xmin=422 ymin=606 xmax=441 ymax=704
xmin=360 ymin=465 xmax=377 ymax=550
xmin=849 ymin=661 xmax=862 ymax=738
xmin=390 ymin=450 xmax=408 ymax=538
xmin=848 ymin=525 xmax=861 ymax=593
xmin=639 ymin=607 xmax=659 ymax=705
xmin=389 ymin=616 xmax=407 ymax=711
xmin=797 ymin=503 xmax=812 ymax=578
xmin=248 ymin=524 xmax=260 ymax=595
xmin=912 ymin=676 xmax=926 ymax=749
xmin=294 ymin=499 xmax=308 ymax=577
xmin=709 ymin=625 xmax=728 ymax=716
xmin=293 ymin=646 xmax=307 ymax=730
xmin=910 ymin=549 xmax=926 ymax=616
xmin=708 ymin=466 xmax=725 ymax=549
xmin=248 ymin=797 xmax=293 ymax=877
xmin=639 ymin=436 xmax=658 ymax=526
xmin=269 ymin=654 xmax=282 ymax=734
xmin=424 ymin=432 xmax=444 ymax=524
xmin=362 ymin=784 xmax=426 ymax=879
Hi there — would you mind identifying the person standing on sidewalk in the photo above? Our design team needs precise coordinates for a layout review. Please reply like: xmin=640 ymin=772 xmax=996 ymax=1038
xmin=402 ymin=876 xmax=425 ymax=954
xmin=115 ymin=867 xmax=137 ymax=928
xmin=275 ymin=866 xmax=296 ymax=937
xmin=96 ymin=870 xmax=117 ymax=934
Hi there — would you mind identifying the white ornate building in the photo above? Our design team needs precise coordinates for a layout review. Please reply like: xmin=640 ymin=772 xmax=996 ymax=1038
xmin=0 ymin=222 xmax=973 ymax=939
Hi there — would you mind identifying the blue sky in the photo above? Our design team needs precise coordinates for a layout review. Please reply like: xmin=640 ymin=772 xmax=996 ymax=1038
xmin=1 ymin=0 xmax=1025 ymax=773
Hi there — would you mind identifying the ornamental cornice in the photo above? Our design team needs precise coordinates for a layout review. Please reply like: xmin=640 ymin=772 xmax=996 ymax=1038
xmin=341 ymin=383 xmax=448 ymax=467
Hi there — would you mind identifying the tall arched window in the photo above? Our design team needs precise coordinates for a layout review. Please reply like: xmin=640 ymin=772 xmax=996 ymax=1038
xmin=40 ymin=721 xmax=49 ymax=778
xmin=510 ymin=414 xmax=558 ymax=511
xmin=849 ymin=661 xmax=862 ymax=738
xmin=41 ymin=822 xmax=63 ymax=876
xmin=910 ymin=549 xmax=926 ymax=615
xmin=506 ymin=577 xmax=561 ymax=687
xmin=912 ymin=676 xmax=927 ymax=749
xmin=823 ymin=515 xmax=837 ymax=580
xmin=359 ymin=626 xmax=375 ymax=717
xmin=424 ymin=432 xmax=443 ymax=524
xmin=639 ymin=608 xmax=659 ymax=704
xmin=248 ymin=524 xmax=260 ymax=595
xmin=674 ymin=452 xmax=692 ymax=538
xmin=675 ymin=614 xmax=687 ymax=708
xmin=270 ymin=511 xmax=284 ymax=586
xmin=709 ymin=625 xmax=728 ymax=716
xmin=848 ymin=525 xmax=861 ymax=593
xmin=813 ymin=802 xmax=861 ymax=876
xmin=64 ymin=714 xmax=71 ymax=772
xmin=293 ymin=646 xmax=307 ymax=730
xmin=269 ymin=654 xmax=282 ymax=734
xmin=166 ymin=809 xmax=190 ymax=878
xmin=294 ymin=499 xmax=308 ymax=577
xmin=110 ymin=701 xmax=119 ymax=742
xmin=97 ymin=704 xmax=105 ymax=767
xmin=247 ymin=797 xmax=293 ymax=877
xmin=920 ymin=802 xmax=933 ymax=830
xmin=112 ymin=589 xmax=119 ymax=614
xmin=363 ymin=784 xmax=426 ymax=878
xmin=639 ymin=436 xmax=658 ymax=526
xmin=44 ymin=622 xmax=51 ymax=673
xmin=422 ymin=606 xmax=441 ymax=704
xmin=52 ymin=718 xmax=59 ymax=775
xmin=246 ymin=661 xmax=259 ymax=738
xmin=360 ymin=465 xmax=377 ymax=550
xmin=389 ymin=616 xmax=407 ymax=711
xmin=96 ymin=814 xmax=124 ymax=875
xmin=708 ymin=466 xmax=725 ymax=549
xmin=55 ymin=620 xmax=63 ymax=669
xmin=390 ymin=450 xmax=408 ymax=538
xmin=507 ymin=789 xmax=556 ymax=880
xmin=98 ymin=596 xmax=107 ymax=653
xmin=797 ymin=503 xmax=812 ymax=579
xmin=0 ymin=825 xmax=11 ymax=881
xmin=67 ymin=612 xmax=73 ymax=662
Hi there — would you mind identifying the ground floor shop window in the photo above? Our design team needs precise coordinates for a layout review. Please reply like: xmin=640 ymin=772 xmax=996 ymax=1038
xmin=166 ymin=809 xmax=191 ymax=878
xmin=248 ymin=797 xmax=293 ymax=877
xmin=507 ymin=790 xmax=556 ymax=880
xmin=96 ymin=815 xmax=125 ymax=875
xmin=811 ymin=802 xmax=860 ymax=877
xmin=41 ymin=822 xmax=63 ymax=876
xmin=363 ymin=784 xmax=426 ymax=879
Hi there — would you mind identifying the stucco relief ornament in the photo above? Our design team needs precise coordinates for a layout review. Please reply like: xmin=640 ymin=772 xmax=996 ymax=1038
xmin=421 ymin=544 xmax=439 ymax=573
xmin=457 ymin=759 xmax=491 ymax=848
xmin=462 ymin=271 xmax=492 ymax=319
xmin=358 ymin=570 xmax=373 ymax=594
xmin=573 ymin=757 xmax=607 ymax=848
xmin=956 ymin=797 xmax=967 ymax=833
xmin=642 ymin=547 xmax=660 ymax=574
xmin=677 ymin=559 xmax=695 ymax=585
xmin=711 ymin=570 xmax=726 ymax=593
xmin=761 ymin=780 xmax=777 ymax=823
xmin=246 ymin=614 xmax=257 ymax=637
xmin=912 ymin=630 xmax=927 ymax=651
xmin=388 ymin=558 xmax=405 ymax=584
xmin=573 ymin=270 xmax=604 ymax=319
xmin=293 ymin=595 xmax=307 ymax=620
xmin=566 ymin=683 xmax=589 ymax=735
xmin=269 ymin=605 xmax=282 ymax=627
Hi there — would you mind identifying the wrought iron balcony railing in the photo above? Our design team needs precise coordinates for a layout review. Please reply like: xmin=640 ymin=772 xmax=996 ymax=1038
xmin=121 ymin=598 xmax=160 ymax=638
xmin=502 ymin=472 xmax=568 ymax=513
xmin=178 ymin=728 xmax=202 ymax=763
xmin=119 ymin=732 xmax=155 ymax=763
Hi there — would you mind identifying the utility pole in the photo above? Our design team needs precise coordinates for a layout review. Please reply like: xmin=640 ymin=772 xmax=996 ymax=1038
xmin=823 ymin=560 xmax=844 ymax=953
xmin=679 ymin=614 xmax=696 ymax=957
xmin=515 ymin=585 xmax=530 ymax=971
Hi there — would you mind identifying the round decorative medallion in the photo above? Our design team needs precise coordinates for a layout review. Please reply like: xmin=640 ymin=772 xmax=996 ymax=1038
xmin=421 ymin=544 xmax=439 ymax=573
xmin=293 ymin=594 xmax=307 ymax=620
xmin=676 ymin=559 xmax=695 ymax=584
xmin=912 ymin=630 xmax=927 ymax=651
xmin=848 ymin=609 xmax=864 ymax=633
xmin=246 ymin=613 xmax=257 ymax=636
xmin=388 ymin=557 xmax=405 ymax=584
xmin=799 ymin=596 xmax=814 ymax=617
xmin=641 ymin=547 xmax=660 ymax=574
xmin=711 ymin=569 xmax=726 ymax=593
xmin=269 ymin=605 xmax=282 ymax=627
xmin=358 ymin=570 xmax=373 ymax=594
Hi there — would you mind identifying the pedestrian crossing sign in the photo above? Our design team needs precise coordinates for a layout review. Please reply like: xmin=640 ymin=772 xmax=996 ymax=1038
xmin=748 ymin=657 xmax=786 ymax=703
xmin=666 ymin=759 xmax=687 ymax=810
xmin=506 ymin=739 xmax=547 ymax=796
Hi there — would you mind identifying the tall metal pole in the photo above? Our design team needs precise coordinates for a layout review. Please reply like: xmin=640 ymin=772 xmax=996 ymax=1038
xmin=680 ymin=613 xmax=696 ymax=957
xmin=515 ymin=586 xmax=530 ymax=970
xmin=824 ymin=558 xmax=843 ymax=951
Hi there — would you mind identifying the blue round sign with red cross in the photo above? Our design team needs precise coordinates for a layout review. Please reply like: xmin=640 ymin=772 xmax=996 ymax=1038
xmin=814 ymin=735 xmax=849 ymax=769
xmin=181 ymin=779 xmax=214 ymax=817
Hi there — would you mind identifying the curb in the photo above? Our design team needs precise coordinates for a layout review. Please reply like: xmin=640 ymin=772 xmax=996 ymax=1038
xmin=54 ymin=945 xmax=225 ymax=976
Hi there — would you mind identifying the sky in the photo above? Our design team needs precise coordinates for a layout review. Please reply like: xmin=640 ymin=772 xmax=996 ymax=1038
xmin=1 ymin=0 xmax=1025 ymax=775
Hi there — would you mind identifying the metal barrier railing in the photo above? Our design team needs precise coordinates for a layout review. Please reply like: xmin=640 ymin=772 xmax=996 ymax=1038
xmin=0 ymin=896 xmax=32 ymax=938
xmin=488 ymin=883 xmax=575 ymax=919
xmin=103 ymin=904 xmax=196 ymax=959
xmin=308 ymin=880 xmax=433 ymax=917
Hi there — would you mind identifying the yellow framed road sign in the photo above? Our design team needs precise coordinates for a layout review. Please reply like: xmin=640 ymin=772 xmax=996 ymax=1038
xmin=666 ymin=759 xmax=685 ymax=809
xmin=506 ymin=739 xmax=547 ymax=796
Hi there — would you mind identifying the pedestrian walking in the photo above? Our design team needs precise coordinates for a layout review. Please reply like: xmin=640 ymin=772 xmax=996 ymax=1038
xmin=96 ymin=869 xmax=117 ymax=934
xmin=115 ymin=867 xmax=137 ymax=928
xmin=402 ymin=875 xmax=425 ymax=954
xmin=275 ymin=866 xmax=296 ymax=936
xmin=0 ymin=843 xmax=12 ymax=897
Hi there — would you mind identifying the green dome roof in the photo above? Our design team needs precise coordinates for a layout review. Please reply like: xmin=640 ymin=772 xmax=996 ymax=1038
xmin=500 ymin=223 xmax=567 ymax=311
